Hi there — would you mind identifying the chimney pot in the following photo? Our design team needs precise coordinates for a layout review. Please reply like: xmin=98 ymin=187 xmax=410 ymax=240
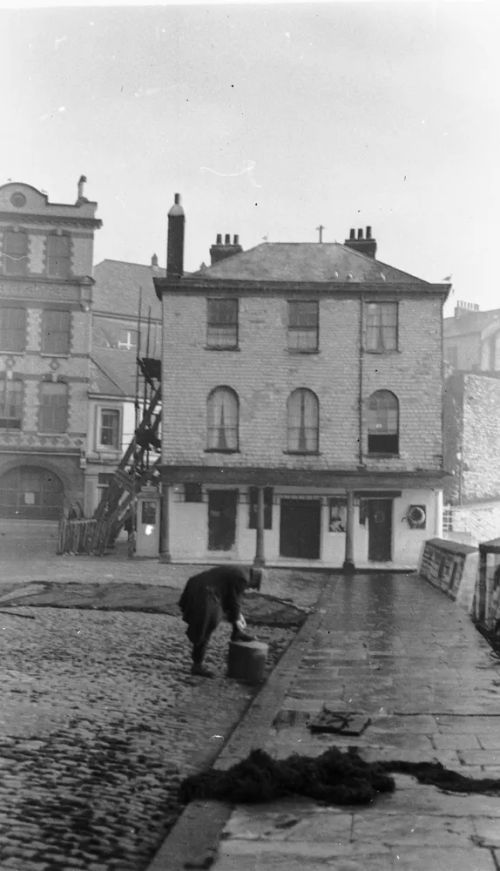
xmin=357 ymin=228 xmax=363 ymax=239
xmin=216 ymin=233 xmax=222 ymax=244
xmin=349 ymin=228 xmax=355 ymax=240
xmin=224 ymin=233 xmax=230 ymax=245
xmin=366 ymin=226 xmax=372 ymax=239
xmin=151 ymin=253 xmax=158 ymax=267
xmin=233 ymin=234 xmax=239 ymax=245
xmin=174 ymin=193 xmax=181 ymax=205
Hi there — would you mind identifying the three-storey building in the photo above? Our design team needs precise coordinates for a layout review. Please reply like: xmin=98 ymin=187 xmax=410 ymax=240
xmin=0 ymin=178 xmax=101 ymax=519
xmin=154 ymin=195 xmax=450 ymax=570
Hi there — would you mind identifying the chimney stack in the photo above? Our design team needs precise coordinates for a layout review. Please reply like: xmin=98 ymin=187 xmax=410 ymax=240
xmin=76 ymin=175 xmax=88 ymax=204
xmin=167 ymin=193 xmax=185 ymax=276
xmin=209 ymin=232 xmax=243 ymax=265
xmin=344 ymin=225 xmax=377 ymax=259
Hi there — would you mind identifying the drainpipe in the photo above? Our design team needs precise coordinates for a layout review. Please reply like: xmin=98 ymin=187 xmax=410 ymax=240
xmin=253 ymin=486 xmax=265 ymax=567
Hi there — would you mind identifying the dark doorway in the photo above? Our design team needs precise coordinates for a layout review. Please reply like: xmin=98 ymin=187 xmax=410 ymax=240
xmin=280 ymin=499 xmax=321 ymax=559
xmin=367 ymin=499 xmax=393 ymax=562
xmin=0 ymin=466 xmax=64 ymax=519
xmin=208 ymin=489 xmax=238 ymax=551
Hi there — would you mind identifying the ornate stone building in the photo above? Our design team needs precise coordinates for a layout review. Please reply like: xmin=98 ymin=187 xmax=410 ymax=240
xmin=0 ymin=178 xmax=101 ymax=519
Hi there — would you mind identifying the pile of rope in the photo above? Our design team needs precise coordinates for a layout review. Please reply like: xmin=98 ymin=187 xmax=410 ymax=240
xmin=179 ymin=746 xmax=500 ymax=807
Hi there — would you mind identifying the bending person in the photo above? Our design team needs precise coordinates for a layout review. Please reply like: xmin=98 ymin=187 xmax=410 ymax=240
xmin=179 ymin=565 xmax=259 ymax=677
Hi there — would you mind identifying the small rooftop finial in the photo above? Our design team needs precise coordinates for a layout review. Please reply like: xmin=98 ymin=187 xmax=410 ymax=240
xmin=316 ymin=224 xmax=325 ymax=243
xmin=77 ymin=175 xmax=87 ymax=202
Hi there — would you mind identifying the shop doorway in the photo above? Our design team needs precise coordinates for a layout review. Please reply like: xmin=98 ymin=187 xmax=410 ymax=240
xmin=367 ymin=499 xmax=393 ymax=562
xmin=280 ymin=498 xmax=321 ymax=559
xmin=208 ymin=489 xmax=238 ymax=551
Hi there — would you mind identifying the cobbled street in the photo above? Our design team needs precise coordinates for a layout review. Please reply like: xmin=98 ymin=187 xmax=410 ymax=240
xmin=0 ymin=589 xmax=299 ymax=871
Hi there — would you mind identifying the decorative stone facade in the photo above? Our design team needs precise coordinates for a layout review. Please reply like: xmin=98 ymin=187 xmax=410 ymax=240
xmin=0 ymin=179 xmax=101 ymax=519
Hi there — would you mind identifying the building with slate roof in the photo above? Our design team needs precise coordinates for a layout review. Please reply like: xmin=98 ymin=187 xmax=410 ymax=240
xmin=153 ymin=195 xmax=451 ymax=570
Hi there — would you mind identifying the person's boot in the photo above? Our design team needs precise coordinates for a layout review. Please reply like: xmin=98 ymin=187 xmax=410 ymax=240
xmin=191 ymin=662 xmax=214 ymax=678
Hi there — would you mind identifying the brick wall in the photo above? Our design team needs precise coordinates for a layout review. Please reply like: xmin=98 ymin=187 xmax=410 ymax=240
xmin=161 ymin=292 xmax=444 ymax=472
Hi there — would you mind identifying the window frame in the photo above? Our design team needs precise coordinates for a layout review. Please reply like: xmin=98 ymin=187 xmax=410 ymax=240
xmin=41 ymin=309 xmax=71 ymax=356
xmin=367 ymin=389 xmax=399 ymax=456
xmin=364 ymin=301 xmax=398 ymax=354
xmin=97 ymin=407 xmax=121 ymax=450
xmin=206 ymin=386 xmax=239 ymax=452
xmin=206 ymin=298 xmax=239 ymax=350
xmin=2 ymin=229 xmax=28 ymax=276
xmin=0 ymin=306 xmax=26 ymax=352
xmin=288 ymin=300 xmax=319 ymax=353
xmin=38 ymin=380 xmax=69 ymax=434
xmin=0 ymin=374 xmax=23 ymax=429
xmin=46 ymin=232 xmax=71 ymax=279
xmin=286 ymin=388 xmax=320 ymax=454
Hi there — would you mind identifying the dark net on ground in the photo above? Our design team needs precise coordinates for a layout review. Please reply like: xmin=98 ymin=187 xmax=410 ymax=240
xmin=179 ymin=747 xmax=500 ymax=807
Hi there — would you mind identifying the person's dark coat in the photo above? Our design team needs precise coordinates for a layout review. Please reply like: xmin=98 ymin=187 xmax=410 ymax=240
xmin=178 ymin=566 xmax=248 ymax=646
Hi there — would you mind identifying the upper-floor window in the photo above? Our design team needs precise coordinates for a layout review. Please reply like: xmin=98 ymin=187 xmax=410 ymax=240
xmin=41 ymin=310 xmax=70 ymax=355
xmin=0 ymin=307 xmax=26 ymax=352
xmin=0 ymin=374 xmax=23 ymax=429
xmin=98 ymin=408 xmax=120 ymax=449
xmin=207 ymin=299 xmax=238 ymax=349
xmin=207 ymin=386 xmax=239 ymax=451
xmin=46 ymin=233 xmax=71 ymax=278
xmin=39 ymin=381 xmax=68 ymax=434
xmin=365 ymin=302 xmax=398 ymax=352
xmin=3 ymin=229 xmax=28 ymax=276
xmin=367 ymin=390 xmax=399 ymax=454
xmin=287 ymin=388 xmax=319 ymax=453
xmin=288 ymin=301 xmax=319 ymax=352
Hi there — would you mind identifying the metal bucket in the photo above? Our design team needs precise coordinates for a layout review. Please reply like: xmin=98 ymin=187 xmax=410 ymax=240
xmin=227 ymin=639 xmax=269 ymax=683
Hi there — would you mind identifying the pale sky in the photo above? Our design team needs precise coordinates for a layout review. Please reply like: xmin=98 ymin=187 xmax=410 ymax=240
xmin=1 ymin=1 xmax=499 ymax=316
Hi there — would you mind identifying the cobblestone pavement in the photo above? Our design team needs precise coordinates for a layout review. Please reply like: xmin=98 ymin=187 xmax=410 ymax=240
xmin=0 ymin=600 xmax=298 ymax=871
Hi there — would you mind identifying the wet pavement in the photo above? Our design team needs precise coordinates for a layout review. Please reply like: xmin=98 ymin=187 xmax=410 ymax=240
xmin=161 ymin=573 xmax=500 ymax=871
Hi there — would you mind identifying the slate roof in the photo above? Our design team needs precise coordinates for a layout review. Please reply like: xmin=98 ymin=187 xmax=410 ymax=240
xmin=191 ymin=242 xmax=433 ymax=285
xmin=93 ymin=259 xmax=164 ymax=317
xmin=89 ymin=349 xmax=138 ymax=398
